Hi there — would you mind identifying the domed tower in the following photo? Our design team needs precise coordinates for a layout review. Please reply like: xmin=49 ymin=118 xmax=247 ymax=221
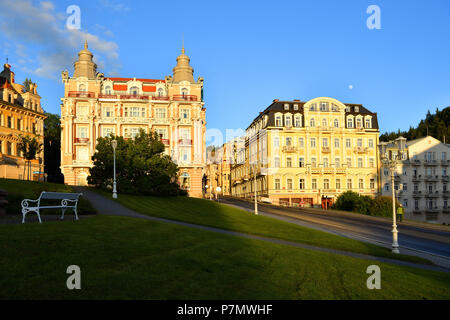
xmin=73 ymin=40 xmax=97 ymax=78
xmin=172 ymin=46 xmax=194 ymax=83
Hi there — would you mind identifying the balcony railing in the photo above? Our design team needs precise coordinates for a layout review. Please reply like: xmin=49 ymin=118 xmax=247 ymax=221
xmin=152 ymin=95 xmax=170 ymax=101
xmin=178 ymin=139 xmax=192 ymax=146
xmin=322 ymin=147 xmax=331 ymax=153
xmin=354 ymin=146 xmax=368 ymax=153
xmin=282 ymin=145 xmax=297 ymax=153
xmin=98 ymin=94 xmax=118 ymax=99
xmin=120 ymin=94 xmax=149 ymax=100
xmin=424 ymin=160 xmax=439 ymax=166
xmin=68 ymin=91 xmax=95 ymax=98
xmin=172 ymin=95 xmax=198 ymax=101
xmin=442 ymin=160 xmax=450 ymax=166
xmin=74 ymin=138 xmax=89 ymax=143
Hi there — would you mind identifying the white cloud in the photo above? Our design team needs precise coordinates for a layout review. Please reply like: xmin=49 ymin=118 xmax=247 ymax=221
xmin=0 ymin=0 xmax=121 ymax=79
xmin=100 ymin=0 xmax=130 ymax=12
xmin=348 ymin=85 xmax=353 ymax=90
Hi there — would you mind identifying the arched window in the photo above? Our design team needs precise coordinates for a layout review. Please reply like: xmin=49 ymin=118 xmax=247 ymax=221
xmin=356 ymin=118 xmax=362 ymax=128
xmin=130 ymin=86 xmax=139 ymax=95
xmin=365 ymin=117 xmax=372 ymax=128
xmin=310 ymin=118 xmax=315 ymax=127
xmin=181 ymin=172 xmax=190 ymax=189
xmin=181 ymin=88 xmax=188 ymax=97
xmin=78 ymin=84 xmax=86 ymax=92
xmin=347 ymin=117 xmax=354 ymax=128
xmin=105 ymin=86 xmax=111 ymax=94
xmin=284 ymin=114 xmax=292 ymax=127
xmin=334 ymin=119 xmax=339 ymax=127
xmin=158 ymin=88 xmax=164 ymax=97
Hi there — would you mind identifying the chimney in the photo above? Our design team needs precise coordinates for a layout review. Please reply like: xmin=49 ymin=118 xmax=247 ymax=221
xmin=273 ymin=99 xmax=279 ymax=102
xmin=293 ymin=99 xmax=300 ymax=101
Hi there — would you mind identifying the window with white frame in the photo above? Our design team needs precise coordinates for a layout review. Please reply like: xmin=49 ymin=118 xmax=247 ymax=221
xmin=299 ymin=178 xmax=305 ymax=189
xmin=323 ymin=179 xmax=330 ymax=189
xmin=368 ymin=139 xmax=374 ymax=148
xmin=77 ymin=147 xmax=89 ymax=160
xmin=310 ymin=138 xmax=316 ymax=148
xmin=287 ymin=178 xmax=293 ymax=190
xmin=334 ymin=119 xmax=339 ymax=127
xmin=285 ymin=114 xmax=292 ymax=127
xmin=130 ymin=107 xmax=140 ymax=117
xmin=346 ymin=139 xmax=351 ymax=148
xmin=334 ymin=138 xmax=339 ymax=148
xmin=310 ymin=118 xmax=315 ymax=127
xmin=130 ymin=86 xmax=139 ymax=95
xmin=274 ymin=156 xmax=280 ymax=168
xmin=284 ymin=103 xmax=289 ymax=110
xmin=273 ymin=137 xmax=280 ymax=148
xmin=294 ymin=115 xmax=302 ymax=127
xmin=335 ymin=157 xmax=340 ymax=168
xmin=181 ymin=109 xmax=190 ymax=119
xmin=347 ymin=179 xmax=353 ymax=189
xmin=347 ymin=117 xmax=354 ymax=128
xmin=336 ymin=179 xmax=341 ymax=189
xmin=102 ymin=127 xmax=115 ymax=137
xmin=312 ymin=178 xmax=317 ymax=190
xmin=356 ymin=118 xmax=362 ymax=128
xmin=322 ymin=118 xmax=327 ymax=128
xmin=77 ymin=126 xmax=88 ymax=138
xmin=359 ymin=179 xmax=364 ymax=189
xmin=156 ymin=108 xmax=166 ymax=119
xmin=275 ymin=115 xmax=282 ymax=126
xmin=365 ymin=117 xmax=372 ymax=128
xmin=299 ymin=157 xmax=305 ymax=167
xmin=299 ymin=137 xmax=304 ymax=147
xmin=76 ymin=105 xmax=88 ymax=116
xmin=103 ymin=106 xmax=113 ymax=117
xmin=311 ymin=157 xmax=317 ymax=167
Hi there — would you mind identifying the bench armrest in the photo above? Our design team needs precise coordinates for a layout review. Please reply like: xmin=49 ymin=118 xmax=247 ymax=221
xmin=61 ymin=199 xmax=79 ymax=207
xmin=21 ymin=199 xmax=39 ymax=208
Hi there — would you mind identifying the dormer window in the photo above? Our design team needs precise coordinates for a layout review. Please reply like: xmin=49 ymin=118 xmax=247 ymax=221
xmin=356 ymin=118 xmax=362 ymax=128
xmin=354 ymin=106 xmax=359 ymax=112
xmin=157 ymin=88 xmax=165 ymax=97
xmin=365 ymin=118 xmax=372 ymax=128
xmin=130 ymin=86 xmax=139 ymax=95
xmin=105 ymin=86 xmax=111 ymax=94
xmin=293 ymin=104 xmax=298 ymax=110
xmin=345 ymin=106 xmax=350 ymax=112
xmin=79 ymin=84 xmax=86 ymax=92
xmin=284 ymin=103 xmax=289 ymax=110
xmin=347 ymin=117 xmax=354 ymax=128
xmin=275 ymin=115 xmax=282 ymax=127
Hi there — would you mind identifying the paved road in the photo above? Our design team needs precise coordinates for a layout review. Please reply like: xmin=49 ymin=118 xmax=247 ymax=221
xmin=219 ymin=197 xmax=450 ymax=265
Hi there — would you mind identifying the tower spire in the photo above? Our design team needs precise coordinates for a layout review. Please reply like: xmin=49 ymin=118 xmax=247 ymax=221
xmin=84 ymin=39 xmax=88 ymax=49
xmin=182 ymin=33 xmax=185 ymax=54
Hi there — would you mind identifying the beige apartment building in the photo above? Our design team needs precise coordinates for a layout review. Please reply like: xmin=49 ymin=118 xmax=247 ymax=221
xmin=0 ymin=63 xmax=45 ymax=180
xmin=229 ymin=97 xmax=380 ymax=207
xmin=60 ymin=42 xmax=206 ymax=197
xmin=380 ymin=136 xmax=450 ymax=224
xmin=204 ymin=142 xmax=233 ymax=198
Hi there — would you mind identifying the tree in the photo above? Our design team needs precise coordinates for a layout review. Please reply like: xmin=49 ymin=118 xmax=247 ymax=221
xmin=88 ymin=129 xmax=183 ymax=196
xmin=43 ymin=113 xmax=63 ymax=182
xmin=17 ymin=135 xmax=43 ymax=181
xmin=22 ymin=78 xmax=33 ymax=93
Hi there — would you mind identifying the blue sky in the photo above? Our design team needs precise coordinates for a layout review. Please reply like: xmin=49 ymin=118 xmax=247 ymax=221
xmin=1 ymin=0 xmax=449 ymax=143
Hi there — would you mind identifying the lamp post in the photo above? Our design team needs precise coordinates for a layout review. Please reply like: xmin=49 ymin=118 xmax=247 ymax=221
xmin=378 ymin=137 xmax=406 ymax=254
xmin=253 ymin=162 xmax=258 ymax=215
xmin=111 ymin=139 xmax=117 ymax=199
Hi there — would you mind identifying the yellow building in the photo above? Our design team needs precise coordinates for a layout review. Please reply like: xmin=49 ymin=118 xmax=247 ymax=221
xmin=0 ymin=63 xmax=45 ymax=180
xmin=230 ymin=97 xmax=380 ymax=207
xmin=60 ymin=42 xmax=206 ymax=197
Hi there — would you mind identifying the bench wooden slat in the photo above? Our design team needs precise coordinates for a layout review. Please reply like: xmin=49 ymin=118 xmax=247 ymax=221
xmin=40 ymin=192 xmax=82 ymax=200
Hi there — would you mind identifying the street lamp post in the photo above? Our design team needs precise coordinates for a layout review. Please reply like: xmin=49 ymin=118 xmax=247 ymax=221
xmin=111 ymin=139 xmax=118 ymax=199
xmin=378 ymin=137 xmax=406 ymax=254
xmin=254 ymin=163 xmax=258 ymax=215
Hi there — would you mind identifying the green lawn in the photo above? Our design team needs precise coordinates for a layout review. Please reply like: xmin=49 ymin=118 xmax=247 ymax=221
xmin=0 ymin=178 xmax=96 ymax=216
xmin=0 ymin=215 xmax=448 ymax=300
xmin=104 ymin=191 xmax=430 ymax=265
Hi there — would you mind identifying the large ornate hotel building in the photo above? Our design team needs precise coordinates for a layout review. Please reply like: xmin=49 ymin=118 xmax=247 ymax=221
xmin=0 ymin=63 xmax=45 ymax=180
xmin=226 ymin=97 xmax=380 ymax=207
xmin=60 ymin=42 xmax=206 ymax=197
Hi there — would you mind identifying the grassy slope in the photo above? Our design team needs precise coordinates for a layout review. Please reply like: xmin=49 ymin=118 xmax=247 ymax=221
xmin=105 ymin=192 xmax=430 ymax=264
xmin=0 ymin=178 xmax=96 ymax=215
xmin=0 ymin=215 xmax=448 ymax=300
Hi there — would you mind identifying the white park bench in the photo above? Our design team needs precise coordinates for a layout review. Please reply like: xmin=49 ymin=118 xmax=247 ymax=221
xmin=21 ymin=191 xmax=83 ymax=223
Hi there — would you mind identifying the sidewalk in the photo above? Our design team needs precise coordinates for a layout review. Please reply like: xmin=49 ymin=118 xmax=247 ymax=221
xmin=75 ymin=187 xmax=450 ymax=274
